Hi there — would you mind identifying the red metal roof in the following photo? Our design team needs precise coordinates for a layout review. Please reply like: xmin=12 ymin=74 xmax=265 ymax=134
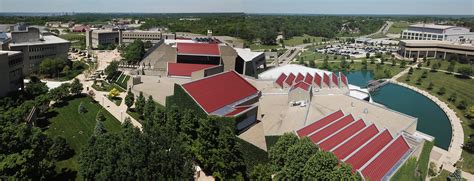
xmin=361 ymin=136 xmax=410 ymax=181
xmin=319 ymin=119 xmax=366 ymax=151
xmin=344 ymin=130 xmax=393 ymax=171
xmin=314 ymin=73 xmax=322 ymax=88
xmin=181 ymin=71 xmax=258 ymax=114
xmin=291 ymin=81 xmax=311 ymax=91
xmin=332 ymin=124 xmax=379 ymax=160
xmin=340 ymin=72 xmax=348 ymax=86
xmin=332 ymin=73 xmax=339 ymax=88
xmin=323 ymin=73 xmax=331 ymax=87
xmin=224 ymin=105 xmax=253 ymax=117
xmin=275 ymin=73 xmax=287 ymax=88
xmin=167 ymin=63 xmax=215 ymax=77
xmin=285 ymin=73 xmax=296 ymax=86
xmin=304 ymin=73 xmax=313 ymax=85
xmin=309 ymin=114 xmax=355 ymax=144
xmin=295 ymin=73 xmax=304 ymax=83
xmin=177 ymin=43 xmax=220 ymax=56
xmin=296 ymin=110 xmax=344 ymax=137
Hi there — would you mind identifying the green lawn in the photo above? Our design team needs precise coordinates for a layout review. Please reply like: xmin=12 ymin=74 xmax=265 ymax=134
xmin=314 ymin=60 xmax=406 ymax=79
xmin=92 ymin=81 xmax=126 ymax=92
xmin=398 ymin=69 xmax=474 ymax=174
xmin=430 ymin=170 xmax=467 ymax=181
xmin=388 ymin=21 xmax=410 ymax=34
xmin=59 ymin=33 xmax=86 ymax=49
xmin=369 ymin=32 xmax=387 ymax=39
xmin=421 ymin=59 xmax=472 ymax=73
xmin=284 ymin=35 xmax=324 ymax=46
xmin=391 ymin=141 xmax=434 ymax=181
xmin=44 ymin=95 xmax=122 ymax=175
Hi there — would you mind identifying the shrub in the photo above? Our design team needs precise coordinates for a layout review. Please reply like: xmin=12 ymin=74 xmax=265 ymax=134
xmin=457 ymin=100 xmax=467 ymax=110
xmin=437 ymin=87 xmax=446 ymax=95
xmin=78 ymin=102 xmax=88 ymax=114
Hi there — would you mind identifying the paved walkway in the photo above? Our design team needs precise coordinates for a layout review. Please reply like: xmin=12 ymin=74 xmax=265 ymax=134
xmin=388 ymin=65 xmax=471 ymax=179
xmin=77 ymin=74 xmax=143 ymax=129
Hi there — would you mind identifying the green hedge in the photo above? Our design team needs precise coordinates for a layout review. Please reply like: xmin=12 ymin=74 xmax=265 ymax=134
xmin=265 ymin=135 xmax=282 ymax=150
xmin=391 ymin=140 xmax=434 ymax=181
xmin=166 ymin=84 xmax=207 ymax=118
xmin=418 ymin=141 xmax=434 ymax=180
xmin=237 ymin=137 xmax=269 ymax=175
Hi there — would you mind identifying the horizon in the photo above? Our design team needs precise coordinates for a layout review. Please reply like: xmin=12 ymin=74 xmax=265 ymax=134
xmin=1 ymin=0 xmax=473 ymax=15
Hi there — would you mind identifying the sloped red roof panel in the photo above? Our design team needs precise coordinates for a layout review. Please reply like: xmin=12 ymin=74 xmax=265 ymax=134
xmin=309 ymin=114 xmax=355 ymax=143
xmin=332 ymin=124 xmax=379 ymax=160
xmin=314 ymin=73 xmax=322 ymax=88
xmin=275 ymin=73 xmax=287 ymax=88
xmin=296 ymin=110 xmax=344 ymax=137
xmin=295 ymin=73 xmax=304 ymax=83
xmin=323 ymin=73 xmax=330 ymax=87
xmin=177 ymin=43 xmax=220 ymax=56
xmin=319 ymin=119 xmax=366 ymax=151
xmin=182 ymin=71 xmax=258 ymax=113
xmin=344 ymin=130 xmax=393 ymax=171
xmin=167 ymin=63 xmax=215 ymax=77
xmin=340 ymin=72 xmax=348 ymax=86
xmin=291 ymin=81 xmax=311 ymax=91
xmin=304 ymin=73 xmax=313 ymax=85
xmin=332 ymin=73 xmax=339 ymax=88
xmin=361 ymin=136 xmax=410 ymax=181
xmin=285 ymin=73 xmax=296 ymax=86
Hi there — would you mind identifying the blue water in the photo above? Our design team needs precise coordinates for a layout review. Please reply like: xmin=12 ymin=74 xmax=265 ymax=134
xmin=344 ymin=71 xmax=452 ymax=150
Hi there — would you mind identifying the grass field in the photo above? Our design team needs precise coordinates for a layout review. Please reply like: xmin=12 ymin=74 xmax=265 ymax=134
xmin=398 ymin=69 xmax=474 ymax=173
xmin=392 ymin=141 xmax=434 ymax=181
xmin=59 ymin=32 xmax=86 ymax=49
xmin=248 ymin=43 xmax=281 ymax=51
xmin=388 ymin=21 xmax=410 ymax=34
xmin=369 ymin=32 xmax=387 ymax=39
xmin=421 ymin=59 xmax=472 ymax=73
xmin=44 ymin=95 xmax=122 ymax=175
xmin=284 ymin=35 xmax=323 ymax=46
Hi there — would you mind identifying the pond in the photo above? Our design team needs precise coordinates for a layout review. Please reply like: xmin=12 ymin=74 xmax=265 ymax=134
xmin=344 ymin=71 xmax=452 ymax=150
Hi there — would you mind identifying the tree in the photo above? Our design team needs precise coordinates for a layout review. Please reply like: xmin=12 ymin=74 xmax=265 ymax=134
xmin=370 ymin=56 xmax=375 ymax=64
xmin=400 ymin=60 xmax=406 ymax=68
xmin=268 ymin=133 xmax=299 ymax=172
xmin=391 ymin=59 xmax=396 ymax=66
xmin=96 ymin=110 xmax=106 ymax=122
xmin=421 ymin=70 xmax=428 ymax=78
xmin=39 ymin=57 xmax=66 ymax=77
xmin=303 ymin=151 xmax=340 ymax=180
xmin=361 ymin=59 xmax=368 ymax=70
xmin=135 ymin=92 xmax=146 ymax=116
xmin=431 ymin=63 xmax=439 ymax=72
xmin=457 ymin=66 xmax=472 ymax=77
xmin=309 ymin=60 xmax=316 ymax=68
xmin=299 ymin=57 xmax=304 ymax=65
xmin=277 ymin=138 xmax=318 ymax=180
xmin=70 ymin=78 xmax=83 ymax=95
xmin=124 ymin=90 xmax=135 ymax=111
xmin=417 ymin=63 xmax=422 ymax=69
xmin=123 ymin=40 xmax=146 ymax=64
xmin=428 ymin=162 xmax=438 ymax=177
xmin=458 ymin=100 xmax=467 ymax=110
xmin=427 ymin=82 xmax=434 ymax=90
xmin=426 ymin=59 xmax=431 ymax=66
xmin=448 ymin=92 xmax=457 ymax=102
xmin=78 ymin=102 xmax=88 ymax=114
xmin=49 ymin=83 xmax=70 ymax=103
xmin=25 ymin=76 xmax=49 ymax=98
xmin=447 ymin=63 xmax=455 ymax=73
xmin=144 ymin=41 xmax=153 ymax=49
xmin=108 ymin=88 xmax=120 ymax=98
xmin=437 ymin=86 xmax=446 ymax=95
xmin=48 ymin=136 xmax=74 ymax=160
xmin=408 ymin=67 xmax=413 ymax=74
xmin=93 ymin=119 xmax=107 ymax=136
xmin=463 ymin=139 xmax=474 ymax=153
xmin=322 ymin=56 xmax=330 ymax=70
xmin=365 ymin=52 xmax=370 ymax=59
xmin=143 ymin=96 xmax=156 ymax=121
xmin=250 ymin=164 xmax=272 ymax=180
xmin=104 ymin=61 xmax=119 ymax=75
xmin=416 ymin=77 xmax=423 ymax=85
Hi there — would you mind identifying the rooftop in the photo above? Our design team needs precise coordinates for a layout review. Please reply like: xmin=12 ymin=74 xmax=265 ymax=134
xmin=0 ymin=50 xmax=22 ymax=56
xmin=167 ymin=62 xmax=217 ymax=77
xmin=409 ymin=24 xmax=456 ymax=30
xmin=177 ymin=42 xmax=220 ymax=56
xmin=181 ymin=71 xmax=259 ymax=114
xmin=258 ymin=64 xmax=331 ymax=80
xmin=10 ymin=35 xmax=70 ymax=46
xmin=234 ymin=48 xmax=264 ymax=62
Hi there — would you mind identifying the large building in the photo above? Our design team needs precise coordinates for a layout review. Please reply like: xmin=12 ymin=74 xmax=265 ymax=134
xmin=401 ymin=24 xmax=474 ymax=43
xmin=167 ymin=70 xmax=261 ymax=132
xmin=399 ymin=40 xmax=474 ymax=61
xmin=5 ymin=27 xmax=70 ymax=75
xmin=85 ymin=29 xmax=175 ymax=49
xmin=0 ymin=51 xmax=24 ymax=97
xmin=141 ymin=37 xmax=266 ymax=78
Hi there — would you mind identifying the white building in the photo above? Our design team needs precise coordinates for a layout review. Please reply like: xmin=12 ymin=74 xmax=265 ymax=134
xmin=401 ymin=24 xmax=474 ymax=43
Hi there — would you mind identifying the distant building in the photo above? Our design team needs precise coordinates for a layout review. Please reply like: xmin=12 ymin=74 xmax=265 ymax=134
xmin=6 ymin=27 xmax=70 ymax=75
xmin=72 ymin=25 xmax=91 ymax=32
xmin=85 ymin=29 xmax=175 ymax=49
xmin=0 ymin=51 xmax=23 ymax=97
xmin=399 ymin=40 xmax=474 ymax=61
xmin=401 ymin=24 xmax=474 ymax=42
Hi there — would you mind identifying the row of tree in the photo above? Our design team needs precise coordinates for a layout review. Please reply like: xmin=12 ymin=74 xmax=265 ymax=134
xmin=0 ymin=77 xmax=83 ymax=179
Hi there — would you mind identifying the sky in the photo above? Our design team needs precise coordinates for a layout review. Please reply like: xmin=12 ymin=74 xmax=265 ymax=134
xmin=1 ymin=0 xmax=473 ymax=15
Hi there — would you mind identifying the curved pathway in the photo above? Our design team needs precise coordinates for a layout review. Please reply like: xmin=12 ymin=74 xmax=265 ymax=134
xmin=389 ymin=65 xmax=471 ymax=179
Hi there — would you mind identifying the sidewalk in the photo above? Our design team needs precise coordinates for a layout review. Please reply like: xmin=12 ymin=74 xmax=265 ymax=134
xmin=77 ymin=74 xmax=143 ymax=129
